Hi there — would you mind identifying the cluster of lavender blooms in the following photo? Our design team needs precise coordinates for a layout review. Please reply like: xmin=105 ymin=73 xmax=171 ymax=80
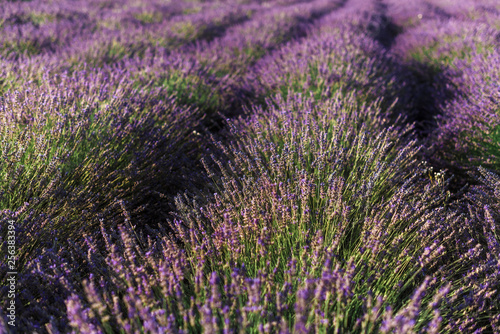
xmin=0 ymin=0 xmax=499 ymax=333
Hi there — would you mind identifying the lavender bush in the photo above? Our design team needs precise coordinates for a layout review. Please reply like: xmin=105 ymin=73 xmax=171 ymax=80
xmin=0 ymin=0 xmax=499 ymax=333
xmin=249 ymin=19 xmax=404 ymax=110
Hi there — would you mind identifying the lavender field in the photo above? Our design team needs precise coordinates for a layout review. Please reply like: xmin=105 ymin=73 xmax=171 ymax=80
xmin=0 ymin=0 xmax=499 ymax=332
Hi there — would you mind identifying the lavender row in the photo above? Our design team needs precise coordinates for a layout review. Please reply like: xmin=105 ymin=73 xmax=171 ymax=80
xmin=0 ymin=70 xmax=210 ymax=318
xmin=391 ymin=4 xmax=500 ymax=181
xmin=384 ymin=0 xmax=500 ymax=29
xmin=248 ymin=19 xmax=403 ymax=109
xmin=429 ymin=38 xmax=500 ymax=176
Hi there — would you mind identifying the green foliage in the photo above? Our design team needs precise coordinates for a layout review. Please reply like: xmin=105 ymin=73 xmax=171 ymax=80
xmin=133 ymin=11 xmax=164 ymax=24
xmin=409 ymin=37 xmax=497 ymax=69
xmin=0 ymin=40 xmax=42 ymax=58
xmin=472 ymin=121 xmax=500 ymax=172
xmin=487 ymin=124 xmax=500 ymax=160
xmin=29 ymin=12 xmax=55 ymax=26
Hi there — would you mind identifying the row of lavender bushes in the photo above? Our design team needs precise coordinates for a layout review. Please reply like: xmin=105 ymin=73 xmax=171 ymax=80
xmin=0 ymin=0 xmax=499 ymax=332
